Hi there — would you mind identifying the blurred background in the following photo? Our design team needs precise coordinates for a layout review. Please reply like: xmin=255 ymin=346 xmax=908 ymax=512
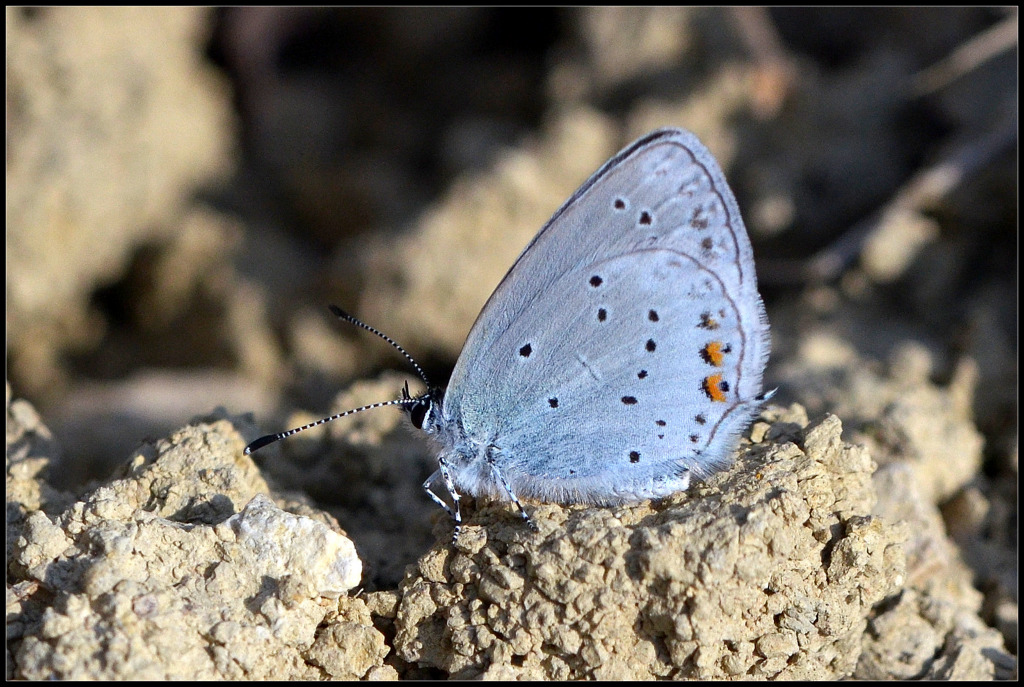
xmin=7 ymin=8 xmax=1016 ymax=594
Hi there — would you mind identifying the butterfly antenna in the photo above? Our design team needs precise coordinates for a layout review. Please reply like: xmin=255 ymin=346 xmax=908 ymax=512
xmin=246 ymin=306 xmax=433 ymax=455
xmin=328 ymin=305 xmax=432 ymax=388
xmin=244 ymin=398 xmax=414 ymax=454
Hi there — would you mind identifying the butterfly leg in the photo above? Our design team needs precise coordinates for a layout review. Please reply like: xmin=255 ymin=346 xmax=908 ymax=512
xmin=423 ymin=469 xmax=454 ymax=518
xmin=424 ymin=458 xmax=464 ymax=544
xmin=486 ymin=449 xmax=537 ymax=532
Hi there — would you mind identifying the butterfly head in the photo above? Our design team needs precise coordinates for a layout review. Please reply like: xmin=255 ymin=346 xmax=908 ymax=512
xmin=402 ymin=381 xmax=444 ymax=434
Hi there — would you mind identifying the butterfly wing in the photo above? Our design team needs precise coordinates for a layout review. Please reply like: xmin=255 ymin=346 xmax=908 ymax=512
xmin=440 ymin=128 xmax=770 ymax=504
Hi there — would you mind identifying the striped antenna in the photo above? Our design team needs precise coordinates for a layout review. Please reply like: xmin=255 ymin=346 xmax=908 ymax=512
xmin=245 ymin=398 xmax=413 ymax=454
xmin=328 ymin=305 xmax=431 ymax=388
xmin=245 ymin=305 xmax=433 ymax=455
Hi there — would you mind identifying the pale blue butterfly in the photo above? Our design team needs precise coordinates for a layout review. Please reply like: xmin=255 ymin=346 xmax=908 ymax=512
xmin=247 ymin=127 xmax=772 ymax=540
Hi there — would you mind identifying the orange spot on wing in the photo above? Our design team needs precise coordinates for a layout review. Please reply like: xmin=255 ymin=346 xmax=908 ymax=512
xmin=702 ymin=341 xmax=725 ymax=367
xmin=703 ymin=374 xmax=728 ymax=403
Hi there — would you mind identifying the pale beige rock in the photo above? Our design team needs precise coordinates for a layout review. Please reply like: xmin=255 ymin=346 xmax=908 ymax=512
xmin=8 ymin=376 xmax=1012 ymax=679
xmin=7 ymin=396 xmax=384 ymax=680
xmin=228 ymin=494 xmax=362 ymax=598
xmin=859 ymin=589 xmax=1015 ymax=680
xmin=391 ymin=408 xmax=905 ymax=679
xmin=779 ymin=338 xmax=984 ymax=505
xmin=306 ymin=596 xmax=394 ymax=679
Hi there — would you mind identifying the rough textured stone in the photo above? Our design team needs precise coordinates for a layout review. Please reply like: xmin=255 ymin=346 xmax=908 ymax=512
xmin=391 ymin=408 xmax=904 ymax=679
xmin=7 ymin=398 xmax=383 ymax=680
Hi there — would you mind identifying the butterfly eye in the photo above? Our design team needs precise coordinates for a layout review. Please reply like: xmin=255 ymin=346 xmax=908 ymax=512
xmin=409 ymin=399 xmax=429 ymax=429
